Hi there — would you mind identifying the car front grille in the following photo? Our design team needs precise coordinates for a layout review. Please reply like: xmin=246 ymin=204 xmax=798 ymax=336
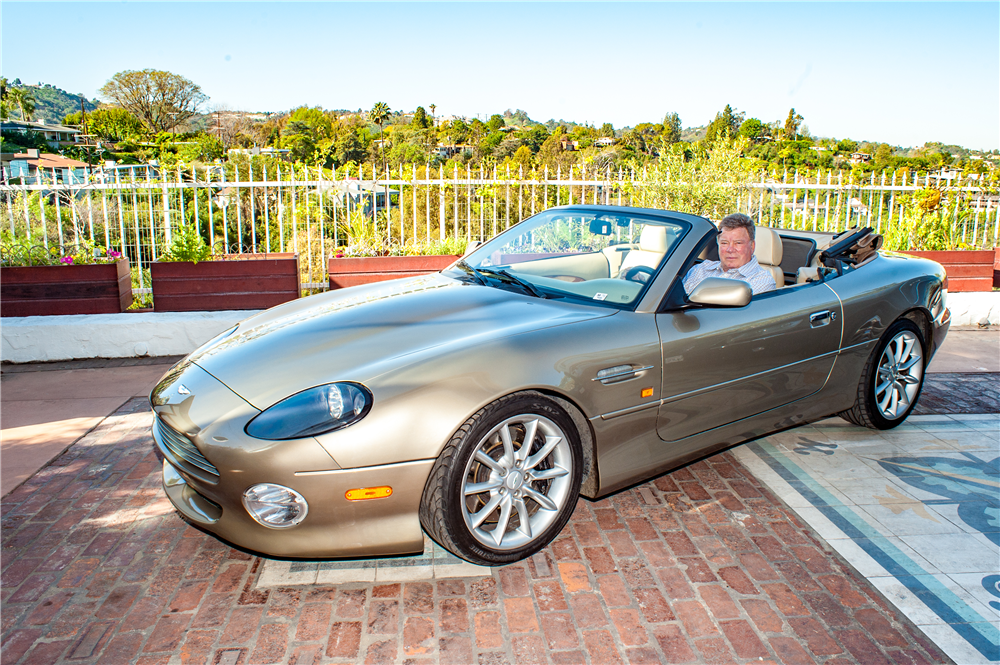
xmin=153 ymin=415 xmax=220 ymax=483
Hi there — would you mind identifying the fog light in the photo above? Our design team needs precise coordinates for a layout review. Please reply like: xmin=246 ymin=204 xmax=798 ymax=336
xmin=243 ymin=483 xmax=308 ymax=528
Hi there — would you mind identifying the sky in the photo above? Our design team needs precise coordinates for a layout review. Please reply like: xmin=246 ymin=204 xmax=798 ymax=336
xmin=2 ymin=2 xmax=998 ymax=150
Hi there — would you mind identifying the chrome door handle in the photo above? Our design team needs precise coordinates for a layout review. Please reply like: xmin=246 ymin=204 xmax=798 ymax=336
xmin=810 ymin=310 xmax=836 ymax=327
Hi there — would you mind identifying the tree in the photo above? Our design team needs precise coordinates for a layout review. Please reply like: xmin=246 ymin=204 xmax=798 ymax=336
xmin=334 ymin=132 xmax=366 ymax=165
xmin=88 ymin=107 xmax=145 ymax=142
xmin=486 ymin=114 xmax=505 ymax=131
xmin=518 ymin=125 xmax=549 ymax=153
xmin=783 ymin=108 xmax=803 ymax=141
xmin=704 ymin=105 xmax=744 ymax=143
xmin=99 ymin=69 xmax=207 ymax=133
xmin=738 ymin=118 xmax=767 ymax=143
xmin=370 ymin=101 xmax=391 ymax=174
xmin=6 ymin=86 xmax=36 ymax=121
xmin=662 ymin=112 xmax=682 ymax=145
xmin=429 ymin=104 xmax=436 ymax=127
xmin=280 ymin=107 xmax=332 ymax=162
xmin=600 ymin=122 xmax=615 ymax=138
xmin=874 ymin=143 xmax=893 ymax=167
xmin=412 ymin=106 xmax=431 ymax=129
xmin=446 ymin=118 xmax=469 ymax=144
xmin=0 ymin=78 xmax=9 ymax=120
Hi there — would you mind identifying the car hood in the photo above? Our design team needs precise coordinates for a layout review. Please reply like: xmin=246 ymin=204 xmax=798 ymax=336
xmin=189 ymin=273 xmax=614 ymax=409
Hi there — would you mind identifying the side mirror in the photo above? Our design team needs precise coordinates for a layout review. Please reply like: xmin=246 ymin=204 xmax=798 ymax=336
xmin=688 ymin=277 xmax=751 ymax=307
xmin=463 ymin=240 xmax=481 ymax=257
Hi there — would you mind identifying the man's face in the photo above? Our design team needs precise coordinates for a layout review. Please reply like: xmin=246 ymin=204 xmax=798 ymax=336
xmin=718 ymin=226 xmax=755 ymax=272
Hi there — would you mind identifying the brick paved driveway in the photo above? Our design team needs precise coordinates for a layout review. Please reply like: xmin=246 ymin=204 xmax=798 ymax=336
xmin=2 ymin=396 xmax=952 ymax=664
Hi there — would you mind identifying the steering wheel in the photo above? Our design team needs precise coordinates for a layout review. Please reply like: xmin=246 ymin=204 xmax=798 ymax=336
xmin=621 ymin=265 xmax=656 ymax=284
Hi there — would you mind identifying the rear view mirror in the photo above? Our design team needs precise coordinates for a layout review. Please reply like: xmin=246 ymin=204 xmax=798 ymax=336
xmin=688 ymin=277 xmax=751 ymax=307
xmin=589 ymin=219 xmax=613 ymax=236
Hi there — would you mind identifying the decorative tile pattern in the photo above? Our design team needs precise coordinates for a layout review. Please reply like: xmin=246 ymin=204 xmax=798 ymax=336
xmin=737 ymin=414 xmax=1000 ymax=664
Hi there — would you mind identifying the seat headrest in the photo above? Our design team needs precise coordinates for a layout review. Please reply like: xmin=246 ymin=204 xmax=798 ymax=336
xmin=754 ymin=227 xmax=783 ymax=266
xmin=639 ymin=225 xmax=668 ymax=253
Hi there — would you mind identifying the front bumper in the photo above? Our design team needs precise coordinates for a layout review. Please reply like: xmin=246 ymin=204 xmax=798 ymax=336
xmin=151 ymin=359 xmax=431 ymax=559
xmin=159 ymin=456 xmax=433 ymax=558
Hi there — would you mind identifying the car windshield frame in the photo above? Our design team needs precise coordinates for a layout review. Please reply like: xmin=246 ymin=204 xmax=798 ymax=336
xmin=445 ymin=208 xmax=690 ymax=310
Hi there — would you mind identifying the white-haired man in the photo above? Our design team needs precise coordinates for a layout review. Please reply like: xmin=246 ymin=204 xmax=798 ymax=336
xmin=682 ymin=213 xmax=776 ymax=296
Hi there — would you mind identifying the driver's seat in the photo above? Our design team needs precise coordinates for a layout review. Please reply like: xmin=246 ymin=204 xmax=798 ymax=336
xmin=617 ymin=226 xmax=667 ymax=278
xmin=754 ymin=227 xmax=784 ymax=288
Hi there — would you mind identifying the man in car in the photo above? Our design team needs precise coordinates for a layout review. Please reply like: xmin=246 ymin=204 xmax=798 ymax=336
xmin=682 ymin=213 xmax=776 ymax=296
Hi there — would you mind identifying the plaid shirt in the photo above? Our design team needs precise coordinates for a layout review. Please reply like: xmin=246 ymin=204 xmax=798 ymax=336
xmin=682 ymin=258 xmax=777 ymax=296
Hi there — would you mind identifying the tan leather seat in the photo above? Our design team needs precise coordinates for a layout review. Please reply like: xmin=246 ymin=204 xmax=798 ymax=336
xmin=754 ymin=227 xmax=784 ymax=287
xmin=617 ymin=225 xmax=668 ymax=277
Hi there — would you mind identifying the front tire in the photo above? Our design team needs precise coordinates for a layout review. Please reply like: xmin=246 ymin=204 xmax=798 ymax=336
xmin=420 ymin=392 xmax=582 ymax=566
xmin=839 ymin=319 xmax=926 ymax=430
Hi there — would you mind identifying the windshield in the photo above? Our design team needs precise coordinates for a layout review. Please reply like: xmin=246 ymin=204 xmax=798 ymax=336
xmin=450 ymin=209 xmax=688 ymax=308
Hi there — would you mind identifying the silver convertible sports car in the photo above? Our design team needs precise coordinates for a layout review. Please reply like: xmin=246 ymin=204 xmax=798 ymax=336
xmin=151 ymin=205 xmax=951 ymax=565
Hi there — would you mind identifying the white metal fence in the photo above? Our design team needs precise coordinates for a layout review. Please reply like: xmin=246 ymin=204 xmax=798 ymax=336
xmin=2 ymin=161 xmax=998 ymax=290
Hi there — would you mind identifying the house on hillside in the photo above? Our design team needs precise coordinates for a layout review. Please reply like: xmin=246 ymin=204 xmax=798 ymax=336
xmin=433 ymin=144 xmax=471 ymax=159
xmin=88 ymin=161 xmax=161 ymax=183
xmin=1 ymin=150 xmax=87 ymax=184
xmin=317 ymin=179 xmax=399 ymax=217
xmin=227 ymin=147 xmax=291 ymax=161
xmin=849 ymin=152 xmax=872 ymax=164
xmin=594 ymin=137 xmax=616 ymax=148
xmin=2 ymin=119 xmax=82 ymax=149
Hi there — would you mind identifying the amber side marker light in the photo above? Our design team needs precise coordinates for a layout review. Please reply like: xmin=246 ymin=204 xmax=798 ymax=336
xmin=641 ymin=387 xmax=654 ymax=398
xmin=346 ymin=486 xmax=393 ymax=501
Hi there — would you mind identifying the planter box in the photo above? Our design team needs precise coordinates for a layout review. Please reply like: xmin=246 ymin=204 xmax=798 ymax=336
xmin=900 ymin=250 xmax=995 ymax=292
xmin=152 ymin=253 xmax=300 ymax=312
xmin=1 ymin=259 xmax=132 ymax=317
xmin=995 ymin=248 xmax=1000 ymax=289
xmin=328 ymin=255 xmax=460 ymax=289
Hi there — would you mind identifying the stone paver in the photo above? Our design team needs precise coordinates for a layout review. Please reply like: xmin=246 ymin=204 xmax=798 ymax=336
xmin=913 ymin=372 xmax=1000 ymax=415
xmin=1 ymin=396 xmax=951 ymax=664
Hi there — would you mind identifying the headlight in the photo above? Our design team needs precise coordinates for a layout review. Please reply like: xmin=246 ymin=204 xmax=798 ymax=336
xmin=243 ymin=483 xmax=308 ymax=528
xmin=245 ymin=382 xmax=372 ymax=440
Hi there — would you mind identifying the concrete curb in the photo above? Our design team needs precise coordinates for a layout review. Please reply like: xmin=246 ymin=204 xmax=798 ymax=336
xmin=946 ymin=291 xmax=999 ymax=327
xmin=1 ymin=292 xmax=996 ymax=364
xmin=1 ymin=310 xmax=258 ymax=363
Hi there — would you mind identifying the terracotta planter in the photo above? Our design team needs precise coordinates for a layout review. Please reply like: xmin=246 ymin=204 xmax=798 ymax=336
xmin=1 ymin=259 xmax=132 ymax=316
xmin=152 ymin=253 xmax=300 ymax=312
xmin=328 ymin=255 xmax=460 ymax=289
xmin=900 ymin=250 xmax=995 ymax=292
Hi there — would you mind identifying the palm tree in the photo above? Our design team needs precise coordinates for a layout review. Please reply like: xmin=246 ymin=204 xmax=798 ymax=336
xmin=370 ymin=102 xmax=391 ymax=176
xmin=429 ymin=104 xmax=436 ymax=128
xmin=7 ymin=86 xmax=35 ymax=121
xmin=369 ymin=102 xmax=391 ymax=224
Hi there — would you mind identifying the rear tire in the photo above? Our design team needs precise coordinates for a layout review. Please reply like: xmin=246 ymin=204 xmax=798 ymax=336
xmin=420 ymin=392 xmax=582 ymax=566
xmin=839 ymin=319 xmax=925 ymax=430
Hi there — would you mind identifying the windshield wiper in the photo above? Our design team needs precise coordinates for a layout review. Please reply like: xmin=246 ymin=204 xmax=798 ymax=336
xmin=453 ymin=259 xmax=488 ymax=286
xmin=478 ymin=267 xmax=547 ymax=299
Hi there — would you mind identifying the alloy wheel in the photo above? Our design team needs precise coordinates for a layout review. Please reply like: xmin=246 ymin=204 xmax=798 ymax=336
xmin=874 ymin=330 xmax=924 ymax=420
xmin=460 ymin=414 xmax=573 ymax=550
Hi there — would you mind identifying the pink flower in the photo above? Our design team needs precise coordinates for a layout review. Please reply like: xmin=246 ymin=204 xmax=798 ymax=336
xmin=108 ymin=250 xmax=122 ymax=259
xmin=59 ymin=256 xmax=74 ymax=265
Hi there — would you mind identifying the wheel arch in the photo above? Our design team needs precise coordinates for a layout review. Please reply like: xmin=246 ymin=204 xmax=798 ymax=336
xmin=532 ymin=389 xmax=600 ymax=500
xmin=438 ymin=387 xmax=600 ymax=500
xmin=901 ymin=307 xmax=933 ymax=351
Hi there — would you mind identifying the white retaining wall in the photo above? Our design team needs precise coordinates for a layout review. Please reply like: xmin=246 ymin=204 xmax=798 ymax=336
xmin=1 ymin=311 xmax=258 ymax=364
xmin=1 ymin=292 xmax=997 ymax=364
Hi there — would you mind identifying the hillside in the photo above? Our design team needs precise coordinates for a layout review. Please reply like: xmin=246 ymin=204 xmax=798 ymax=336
xmin=6 ymin=78 xmax=99 ymax=124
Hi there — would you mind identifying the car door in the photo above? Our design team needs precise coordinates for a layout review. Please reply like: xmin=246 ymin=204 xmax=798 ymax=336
xmin=654 ymin=280 xmax=843 ymax=443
